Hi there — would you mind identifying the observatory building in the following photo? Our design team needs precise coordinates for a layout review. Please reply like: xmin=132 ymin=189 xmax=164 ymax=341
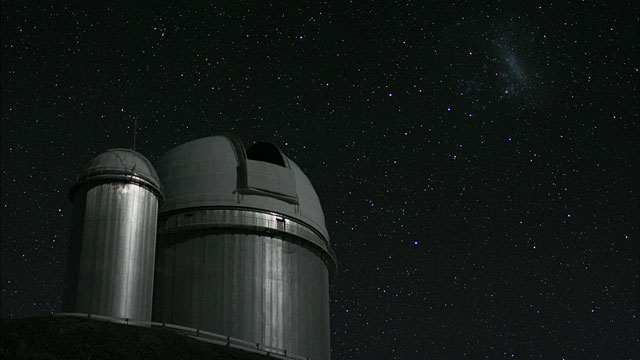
xmin=63 ymin=148 xmax=161 ymax=321
xmin=63 ymin=135 xmax=336 ymax=360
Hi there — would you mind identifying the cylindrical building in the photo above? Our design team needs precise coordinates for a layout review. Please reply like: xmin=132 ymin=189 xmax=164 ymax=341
xmin=63 ymin=148 xmax=162 ymax=321
xmin=152 ymin=135 xmax=336 ymax=360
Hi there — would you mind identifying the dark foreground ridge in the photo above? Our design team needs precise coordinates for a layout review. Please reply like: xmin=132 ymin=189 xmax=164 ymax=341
xmin=1 ymin=316 xmax=275 ymax=360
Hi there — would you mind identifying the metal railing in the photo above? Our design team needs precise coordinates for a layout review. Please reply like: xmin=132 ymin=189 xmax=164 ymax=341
xmin=70 ymin=168 xmax=164 ymax=199
xmin=54 ymin=313 xmax=310 ymax=360
xmin=158 ymin=207 xmax=338 ymax=274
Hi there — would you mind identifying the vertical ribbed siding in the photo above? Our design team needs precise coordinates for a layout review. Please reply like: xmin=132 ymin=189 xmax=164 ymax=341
xmin=153 ymin=232 xmax=330 ymax=360
xmin=67 ymin=183 xmax=158 ymax=321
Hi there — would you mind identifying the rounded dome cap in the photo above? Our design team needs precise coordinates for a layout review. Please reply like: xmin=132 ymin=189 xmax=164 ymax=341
xmin=155 ymin=136 xmax=239 ymax=211
xmin=72 ymin=148 xmax=162 ymax=198
xmin=156 ymin=135 xmax=329 ymax=241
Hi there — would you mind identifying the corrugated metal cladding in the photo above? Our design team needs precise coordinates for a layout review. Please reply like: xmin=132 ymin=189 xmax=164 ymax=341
xmin=153 ymin=233 xmax=330 ymax=359
xmin=66 ymin=184 xmax=158 ymax=320
xmin=64 ymin=149 xmax=161 ymax=321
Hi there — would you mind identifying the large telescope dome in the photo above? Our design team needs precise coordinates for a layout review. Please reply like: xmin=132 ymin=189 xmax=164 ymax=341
xmin=153 ymin=134 xmax=335 ymax=360
xmin=155 ymin=135 xmax=331 ymax=249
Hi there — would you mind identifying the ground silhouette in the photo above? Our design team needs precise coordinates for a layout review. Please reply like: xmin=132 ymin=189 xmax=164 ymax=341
xmin=1 ymin=316 xmax=279 ymax=360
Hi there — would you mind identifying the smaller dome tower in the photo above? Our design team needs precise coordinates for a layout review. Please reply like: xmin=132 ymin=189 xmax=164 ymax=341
xmin=63 ymin=148 xmax=162 ymax=321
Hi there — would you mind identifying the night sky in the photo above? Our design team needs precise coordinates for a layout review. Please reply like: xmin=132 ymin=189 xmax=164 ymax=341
xmin=1 ymin=2 xmax=638 ymax=359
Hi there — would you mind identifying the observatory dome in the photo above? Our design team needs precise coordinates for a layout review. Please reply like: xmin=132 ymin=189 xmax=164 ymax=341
xmin=155 ymin=135 xmax=329 ymax=241
xmin=72 ymin=148 xmax=162 ymax=196
xmin=153 ymin=135 xmax=335 ymax=359
xmin=64 ymin=148 xmax=162 ymax=321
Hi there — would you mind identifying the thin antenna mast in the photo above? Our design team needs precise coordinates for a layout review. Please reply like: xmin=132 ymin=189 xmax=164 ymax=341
xmin=126 ymin=76 xmax=144 ymax=151
xmin=133 ymin=116 xmax=137 ymax=150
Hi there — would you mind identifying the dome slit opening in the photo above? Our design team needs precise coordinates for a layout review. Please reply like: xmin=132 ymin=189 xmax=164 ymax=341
xmin=246 ymin=142 xmax=286 ymax=167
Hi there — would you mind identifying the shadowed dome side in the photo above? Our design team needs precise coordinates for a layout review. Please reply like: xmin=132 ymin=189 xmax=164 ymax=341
xmin=287 ymin=159 xmax=329 ymax=242
xmin=75 ymin=148 xmax=162 ymax=192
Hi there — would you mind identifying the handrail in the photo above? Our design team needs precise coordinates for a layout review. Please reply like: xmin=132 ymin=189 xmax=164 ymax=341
xmin=69 ymin=169 xmax=164 ymax=200
xmin=54 ymin=313 xmax=310 ymax=360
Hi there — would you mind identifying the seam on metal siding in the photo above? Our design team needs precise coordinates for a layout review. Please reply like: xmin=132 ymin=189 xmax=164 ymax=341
xmin=157 ymin=207 xmax=337 ymax=274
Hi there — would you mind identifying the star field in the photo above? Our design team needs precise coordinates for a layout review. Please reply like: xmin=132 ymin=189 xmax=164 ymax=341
xmin=1 ymin=2 xmax=638 ymax=359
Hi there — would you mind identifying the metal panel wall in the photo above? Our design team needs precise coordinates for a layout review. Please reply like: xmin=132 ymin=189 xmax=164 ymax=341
xmin=153 ymin=232 xmax=331 ymax=360
xmin=64 ymin=182 xmax=158 ymax=321
xmin=157 ymin=208 xmax=334 ymax=266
